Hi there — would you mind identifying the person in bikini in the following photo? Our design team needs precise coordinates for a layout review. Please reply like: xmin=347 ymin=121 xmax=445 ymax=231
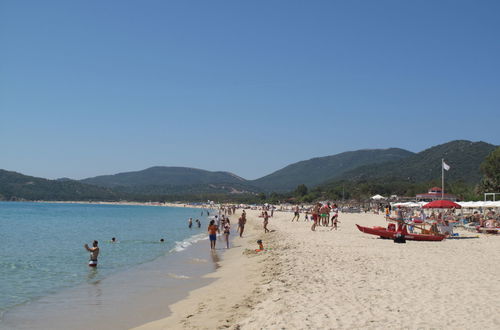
xmin=263 ymin=211 xmax=270 ymax=233
xmin=84 ymin=240 xmax=99 ymax=267
xmin=223 ymin=221 xmax=231 ymax=248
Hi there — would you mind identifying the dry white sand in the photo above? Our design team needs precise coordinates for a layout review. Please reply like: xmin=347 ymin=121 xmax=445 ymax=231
xmin=135 ymin=209 xmax=500 ymax=330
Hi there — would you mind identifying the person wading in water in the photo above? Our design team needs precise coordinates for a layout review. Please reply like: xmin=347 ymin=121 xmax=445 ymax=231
xmin=84 ymin=240 xmax=99 ymax=267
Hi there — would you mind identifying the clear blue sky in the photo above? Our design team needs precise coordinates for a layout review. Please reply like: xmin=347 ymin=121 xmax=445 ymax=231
xmin=1 ymin=0 xmax=499 ymax=180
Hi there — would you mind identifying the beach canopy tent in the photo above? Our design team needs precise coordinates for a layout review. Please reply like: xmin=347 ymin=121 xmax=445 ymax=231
xmin=371 ymin=194 xmax=386 ymax=200
xmin=423 ymin=200 xmax=462 ymax=209
xmin=392 ymin=202 xmax=426 ymax=208
xmin=458 ymin=201 xmax=500 ymax=208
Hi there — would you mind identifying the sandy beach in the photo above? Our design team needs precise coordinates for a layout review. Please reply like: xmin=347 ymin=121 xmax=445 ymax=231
xmin=135 ymin=208 xmax=500 ymax=330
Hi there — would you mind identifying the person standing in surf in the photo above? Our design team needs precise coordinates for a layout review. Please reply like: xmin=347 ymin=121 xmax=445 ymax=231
xmin=84 ymin=240 xmax=99 ymax=267
xmin=208 ymin=220 xmax=218 ymax=250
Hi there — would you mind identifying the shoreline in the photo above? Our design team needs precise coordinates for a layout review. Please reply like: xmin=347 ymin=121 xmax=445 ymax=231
xmin=3 ymin=205 xmax=498 ymax=329
xmin=1 ymin=231 xmax=223 ymax=330
xmin=134 ymin=209 xmax=269 ymax=330
xmin=1 ymin=200 xmax=205 ymax=208
xmin=0 ymin=203 xmax=218 ymax=330
xmin=135 ymin=209 xmax=500 ymax=329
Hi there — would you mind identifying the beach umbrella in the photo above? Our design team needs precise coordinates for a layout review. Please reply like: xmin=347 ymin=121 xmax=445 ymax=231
xmin=422 ymin=200 xmax=462 ymax=209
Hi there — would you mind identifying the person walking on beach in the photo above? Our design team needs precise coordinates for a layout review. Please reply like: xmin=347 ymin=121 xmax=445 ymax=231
xmin=292 ymin=205 xmax=300 ymax=222
xmin=238 ymin=211 xmax=246 ymax=237
xmin=208 ymin=220 xmax=218 ymax=250
xmin=84 ymin=240 xmax=99 ymax=267
xmin=215 ymin=215 xmax=221 ymax=234
xmin=311 ymin=203 xmax=320 ymax=231
xmin=223 ymin=221 xmax=231 ymax=248
xmin=263 ymin=211 xmax=270 ymax=233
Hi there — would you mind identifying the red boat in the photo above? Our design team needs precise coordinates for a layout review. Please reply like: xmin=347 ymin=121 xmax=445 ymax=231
xmin=356 ymin=224 xmax=445 ymax=241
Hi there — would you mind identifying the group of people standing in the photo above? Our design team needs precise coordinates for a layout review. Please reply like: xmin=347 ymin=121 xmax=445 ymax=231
xmin=208 ymin=210 xmax=248 ymax=250
xmin=188 ymin=217 xmax=201 ymax=229
xmin=291 ymin=203 xmax=339 ymax=231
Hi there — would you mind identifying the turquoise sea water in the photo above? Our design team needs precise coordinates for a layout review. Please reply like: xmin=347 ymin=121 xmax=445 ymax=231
xmin=0 ymin=202 xmax=209 ymax=315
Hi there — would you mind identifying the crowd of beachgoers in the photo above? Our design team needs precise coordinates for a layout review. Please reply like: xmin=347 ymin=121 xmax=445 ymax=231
xmin=198 ymin=200 xmax=500 ymax=248
xmin=135 ymin=201 xmax=499 ymax=330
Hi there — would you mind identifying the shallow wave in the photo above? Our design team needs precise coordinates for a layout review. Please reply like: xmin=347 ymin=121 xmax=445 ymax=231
xmin=171 ymin=233 xmax=208 ymax=252
xmin=167 ymin=273 xmax=190 ymax=279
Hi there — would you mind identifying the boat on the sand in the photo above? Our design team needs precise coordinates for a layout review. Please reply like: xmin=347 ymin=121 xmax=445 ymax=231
xmin=356 ymin=224 xmax=445 ymax=241
xmin=476 ymin=226 xmax=499 ymax=234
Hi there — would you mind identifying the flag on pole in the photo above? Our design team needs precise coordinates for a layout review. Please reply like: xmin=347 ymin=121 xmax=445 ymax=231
xmin=442 ymin=160 xmax=450 ymax=171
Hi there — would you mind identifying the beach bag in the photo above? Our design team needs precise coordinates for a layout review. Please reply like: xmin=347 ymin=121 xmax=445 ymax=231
xmin=394 ymin=233 xmax=406 ymax=244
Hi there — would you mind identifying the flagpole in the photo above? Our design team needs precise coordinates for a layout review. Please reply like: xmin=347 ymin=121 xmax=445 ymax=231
xmin=441 ymin=158 xmax=444 ymax=199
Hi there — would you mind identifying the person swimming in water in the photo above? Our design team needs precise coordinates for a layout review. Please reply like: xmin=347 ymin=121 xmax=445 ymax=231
xmin=188 ymin=218 xmax=193 ymax=229
xmin=84 ymin=240 xmax=99 ymax=267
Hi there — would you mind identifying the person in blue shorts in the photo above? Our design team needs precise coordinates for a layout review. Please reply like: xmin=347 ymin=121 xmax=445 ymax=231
xmin=208 ymin=220 xmax=218 ymax=250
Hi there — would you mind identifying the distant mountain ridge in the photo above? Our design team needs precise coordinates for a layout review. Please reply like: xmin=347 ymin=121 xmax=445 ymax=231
xmin=81 ymin=166 xmax=248 ymax=187
xmin=330 ymin=140 xmax=497 ymax=184
xmin=80 ymin=166 xmax=260 ymax=196
xmin=1 ymin=140 xmax=496 ymax=201
xmin=0 ymin=169 xmax=121 ymax=201
xmin=250 ymin=148 xmax=414 ymax=192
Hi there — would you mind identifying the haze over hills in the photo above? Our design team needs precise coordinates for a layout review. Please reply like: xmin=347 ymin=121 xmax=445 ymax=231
xmin=0 ymin=140 xmax=496 ymax=201
xmin=250 ymin=148 xmax=414 ymax=192
xmin=330 ymin=140 xmax=496 ymax=184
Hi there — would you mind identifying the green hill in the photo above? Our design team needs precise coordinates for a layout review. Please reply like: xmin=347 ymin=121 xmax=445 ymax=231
xmin=81 ymin=166 xmax=260 ymax=195
xmin=0 ymin=169 xmax=122 ymax=201
xmin=250 ymin=148 xmax=414 ymax=192
xmin=334 ymin=140 xmax=496 ymax=184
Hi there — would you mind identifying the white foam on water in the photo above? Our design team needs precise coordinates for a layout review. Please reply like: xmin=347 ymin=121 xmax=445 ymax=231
xmin=167 ymin=273 xmax=190 ymax=279
xmin=171 ymin=233 xmax=208 ymax=252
